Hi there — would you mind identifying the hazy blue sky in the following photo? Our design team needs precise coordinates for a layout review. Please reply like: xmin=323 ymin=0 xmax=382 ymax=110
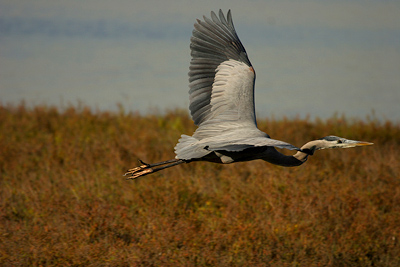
xmin=1 ymin=0 xmax=399 ymax=121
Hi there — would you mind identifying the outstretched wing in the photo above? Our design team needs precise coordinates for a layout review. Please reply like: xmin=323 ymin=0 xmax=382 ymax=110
xmin=189 ymin=10 xmax=256 ymax=127
xmin=177 ymin=9 xmax=300 ymax=159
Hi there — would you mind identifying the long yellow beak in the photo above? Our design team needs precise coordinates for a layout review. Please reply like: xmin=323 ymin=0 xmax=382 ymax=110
xmin=355 ymin=141 xmax=374 ymax=146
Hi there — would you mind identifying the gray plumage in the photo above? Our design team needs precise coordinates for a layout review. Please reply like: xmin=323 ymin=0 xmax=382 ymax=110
xmin=189 ymin=10 xmax=252 ymax=125
xmin=124 ymin=10 xmax=372 ymax=179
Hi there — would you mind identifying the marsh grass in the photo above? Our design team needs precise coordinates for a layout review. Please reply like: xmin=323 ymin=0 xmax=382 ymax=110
xmin=1 ymin=104 xmax=399 ymax=266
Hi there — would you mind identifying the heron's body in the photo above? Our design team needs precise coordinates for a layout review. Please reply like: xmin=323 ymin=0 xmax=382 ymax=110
xmin=124 ymin=10 xmax=372 ymax=179
xmin=189 ymin=146 xmax=305 ymax=167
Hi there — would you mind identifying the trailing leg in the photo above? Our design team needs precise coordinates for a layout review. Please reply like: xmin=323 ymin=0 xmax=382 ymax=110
xmin=124 ymin=159 xmax=185 ymax=179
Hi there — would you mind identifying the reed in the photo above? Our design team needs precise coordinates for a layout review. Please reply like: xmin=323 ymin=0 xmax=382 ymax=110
xmin=1 ymin=103 xmax=399 ymax=266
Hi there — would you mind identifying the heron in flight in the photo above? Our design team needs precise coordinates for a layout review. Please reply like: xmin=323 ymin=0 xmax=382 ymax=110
xmin=124 ymin=10 xmax=372 ymax=179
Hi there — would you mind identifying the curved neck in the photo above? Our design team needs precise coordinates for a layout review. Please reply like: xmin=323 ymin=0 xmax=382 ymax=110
xmin=261 ymin=147 xmax=305 ymax=167
xmin=292 ymin=151 xmax=309 ymax=164
xmin=292 ymin=140 xmax=320 ymax=164
xmin=259 ymin=140 xmax=321 ymax=167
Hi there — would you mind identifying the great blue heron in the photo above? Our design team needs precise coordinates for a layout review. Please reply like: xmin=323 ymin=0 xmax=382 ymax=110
xmin=124 ymin=10 xmax=372 ymax=179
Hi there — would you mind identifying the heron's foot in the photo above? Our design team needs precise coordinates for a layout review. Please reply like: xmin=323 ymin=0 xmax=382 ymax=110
xmin=125 ymin=160 xmax=149 ymax=173
xmin=124 ymin=160 xmax=154 ymax=179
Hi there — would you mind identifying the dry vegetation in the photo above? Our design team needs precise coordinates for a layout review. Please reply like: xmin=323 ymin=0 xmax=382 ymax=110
xmin=1 ymin=103 xmax=399 ymax=266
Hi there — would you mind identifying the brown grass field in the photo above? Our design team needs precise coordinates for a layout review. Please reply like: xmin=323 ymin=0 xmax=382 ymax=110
xmin=0 ymin=103 xmax=399 ymax=266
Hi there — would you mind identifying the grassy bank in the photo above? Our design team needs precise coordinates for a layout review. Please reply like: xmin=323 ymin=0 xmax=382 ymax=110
xmin=1 ymin=104 xmax=399 ymax=266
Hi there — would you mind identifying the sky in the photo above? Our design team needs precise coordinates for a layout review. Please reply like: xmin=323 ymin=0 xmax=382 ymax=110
xmin=1 ymin=0 xmax=399 ymax=121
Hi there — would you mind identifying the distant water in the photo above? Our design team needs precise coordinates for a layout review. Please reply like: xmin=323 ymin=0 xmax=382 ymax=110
xmin=1 ymin=7 xmax=400 ymax=122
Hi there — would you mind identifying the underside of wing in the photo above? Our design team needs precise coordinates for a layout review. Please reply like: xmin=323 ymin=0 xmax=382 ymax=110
xmin=197 ymin=130 xmax=301 ymax=152
xmin=189 ymin=10 xmax=256 ymax=127
xmin=204 ymin=138 xmax=301 ymax=152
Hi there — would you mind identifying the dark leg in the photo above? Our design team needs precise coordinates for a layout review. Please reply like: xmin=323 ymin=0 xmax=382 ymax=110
xmin=124 ymin=159 xmax=185 ymax=179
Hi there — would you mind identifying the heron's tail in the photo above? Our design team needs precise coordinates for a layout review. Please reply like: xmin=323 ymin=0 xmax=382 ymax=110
xmin=174 ymin=134 xmax=210 ymax=160
xmin=124 ymin=159 xmax=185 ymax=179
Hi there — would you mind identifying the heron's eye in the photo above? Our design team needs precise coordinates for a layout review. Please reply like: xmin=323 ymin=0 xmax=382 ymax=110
xmin=337 ymin=139 xmax=343 ymax=144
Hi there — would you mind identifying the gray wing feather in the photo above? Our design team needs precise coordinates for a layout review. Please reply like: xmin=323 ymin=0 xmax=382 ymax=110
xmin=197 ymin=128 xmax=301 ymax=152
xmin=204 ymin=138 xmax=301 ymax=152
xmin=189 ymin=9 xmax=253 ymax=126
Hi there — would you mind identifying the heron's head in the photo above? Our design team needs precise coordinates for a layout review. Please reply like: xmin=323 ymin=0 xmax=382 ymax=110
xmin=301 ymin=135 xmax=373 ymax=155
xmin=319 ymin=136 xmax=373 ymax=149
